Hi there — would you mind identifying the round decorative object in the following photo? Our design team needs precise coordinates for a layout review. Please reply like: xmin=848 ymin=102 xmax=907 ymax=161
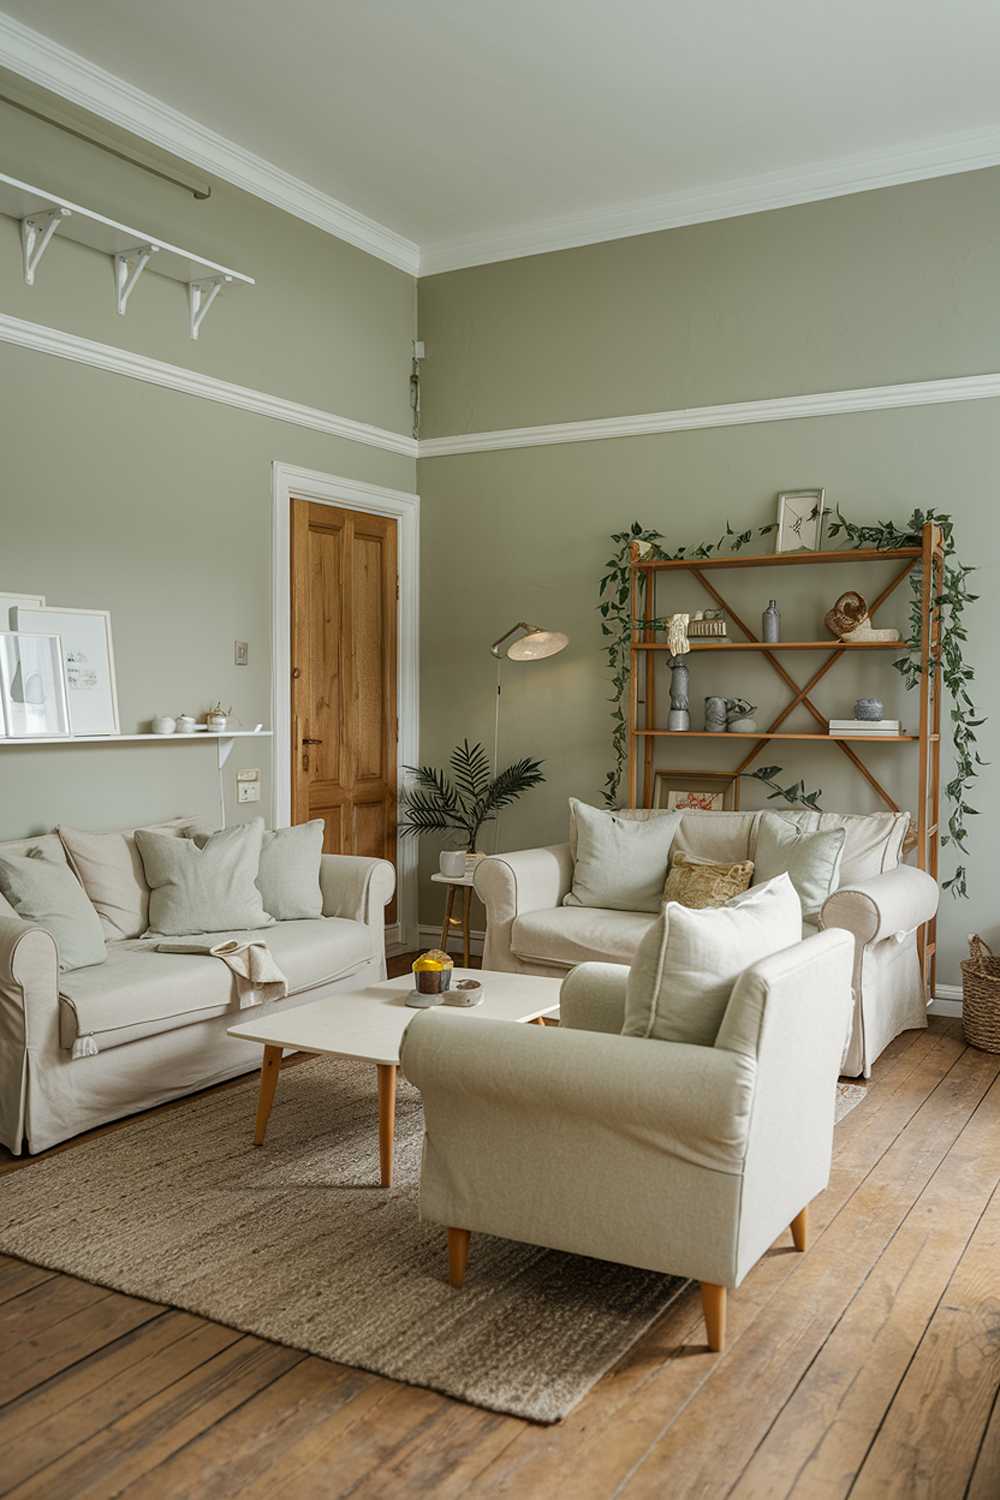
xmin=175 ymin=715 xmax=197 ymax=734
xmin=439 ymin=850 xmax=467 ymax=877
xmin=825 ymin=591 xmax=868 ymax=637
xmin=151 ymin=714 xmax=176 ymax=735
xmin=855 ymin=697 xmax=884 ymax=721
xmin=704 ymin=695 xmax=727 ymax=732
xmin=206 ymin=712 xmax=228 ymax=732
xmin=727 ymin=716 xmax=758 ymax=733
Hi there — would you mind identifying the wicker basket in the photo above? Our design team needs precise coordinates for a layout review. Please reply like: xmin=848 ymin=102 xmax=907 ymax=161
xmin=960 ymin=935 xmax=1000 ymax=1053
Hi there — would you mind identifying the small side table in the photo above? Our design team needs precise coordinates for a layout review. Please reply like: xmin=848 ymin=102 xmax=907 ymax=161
xmin=430 ymin=871 xmax=477 ymax=967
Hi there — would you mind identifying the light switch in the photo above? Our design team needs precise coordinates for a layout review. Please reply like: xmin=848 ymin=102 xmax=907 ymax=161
xmin=235 ymin=641 xmax=249 ymax=666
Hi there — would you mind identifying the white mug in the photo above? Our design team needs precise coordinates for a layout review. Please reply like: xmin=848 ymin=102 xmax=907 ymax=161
xmin=439 ymin=850 xmax=467 ymax=878
xmin=175 ymin=715 xmax=197 ymax=734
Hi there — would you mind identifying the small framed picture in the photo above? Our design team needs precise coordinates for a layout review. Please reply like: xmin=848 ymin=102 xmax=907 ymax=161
xmin=0 ymin=632 xmax=71 ymax=739
xmin=0 ymin=592 xmax=45 ymax=628
xmin=776 ymin=489 xmax=826 ymax=552
xmin=13 ymin=606 xmax=120 ymax=736
xmin=653 ymin=770 xmax=738 ymax=813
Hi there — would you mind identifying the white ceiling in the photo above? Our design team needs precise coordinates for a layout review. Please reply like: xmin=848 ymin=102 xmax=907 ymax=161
xmin=4 ymin=0 xmax=1000 ymax=274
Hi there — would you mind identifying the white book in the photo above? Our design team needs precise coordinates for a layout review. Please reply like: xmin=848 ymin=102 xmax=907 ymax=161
xmin=828 ymin=719 xmax=899 ymax=730
xmin=830 ymin=728 xmax=903 ymax=737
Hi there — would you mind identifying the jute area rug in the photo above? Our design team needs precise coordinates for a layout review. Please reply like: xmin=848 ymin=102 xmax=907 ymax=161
xmin=0 ymin=1060 xmax=867 ymax=1424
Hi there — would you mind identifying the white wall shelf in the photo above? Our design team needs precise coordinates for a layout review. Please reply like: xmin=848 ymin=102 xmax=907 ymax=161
xmin=0 ymin=172 xmax=254 ymax=337
xmin=0 ymin=729 xmax=271 ymax=769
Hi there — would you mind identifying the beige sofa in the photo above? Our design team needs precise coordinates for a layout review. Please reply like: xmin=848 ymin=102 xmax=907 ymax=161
xmin=0 ymin=826 xmax=395 ymax=1155
xmin=474 ymin=808 xmax=939 ymax=1077
xmin=403 ymin=928 xmax=854 ymax=1352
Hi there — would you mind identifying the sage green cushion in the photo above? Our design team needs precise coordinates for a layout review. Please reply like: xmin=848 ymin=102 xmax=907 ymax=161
xmin=0 ymin=849 xmax=106 ymax=971
xmin=136 ymin=819 xmax=273 ymax=936
xmin=622 ymin=873 xmax=801 ymax=1045
xmin=257 ymin=821 xmax=325 ymax=920
xmin=753 ymin=813 xmax=846 ymax=921
xmin=564 ymin=799 xmax=682 ymax=913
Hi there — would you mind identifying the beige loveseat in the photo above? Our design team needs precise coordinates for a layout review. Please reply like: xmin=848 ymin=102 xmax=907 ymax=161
xmin=474 ymin=808 xmax=938 ymax=1077
xmin=0 ymin=824 xmax=395 ymax=1155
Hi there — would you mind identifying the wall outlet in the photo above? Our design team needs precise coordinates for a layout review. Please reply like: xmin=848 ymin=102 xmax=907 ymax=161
xmin=235 ymin=640 xmax=249 ymax=666
xmin=237 ymin=767 xmax=261 ymax=803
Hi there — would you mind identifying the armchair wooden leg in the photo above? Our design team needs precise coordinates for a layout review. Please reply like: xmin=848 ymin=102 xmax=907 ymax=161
xmin=448 ymin=1228 xmax=471 ymax=1288
xmin=700 ymin=1282 xmax=727 ymax=1353
xmin=790 ymin=1206 xmax=809 ymax=1252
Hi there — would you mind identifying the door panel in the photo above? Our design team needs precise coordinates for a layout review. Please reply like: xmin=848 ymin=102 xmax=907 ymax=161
xmin=290 ymin=499 xmax=398 ymax=917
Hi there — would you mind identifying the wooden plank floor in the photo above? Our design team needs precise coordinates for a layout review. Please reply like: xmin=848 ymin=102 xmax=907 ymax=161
xmin=1 ymin=1005 xmax=998 ymax=1497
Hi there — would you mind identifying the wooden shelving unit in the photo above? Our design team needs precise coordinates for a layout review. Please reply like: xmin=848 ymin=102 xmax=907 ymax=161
xmin=626 ymin=522 xmax=944 ymax=993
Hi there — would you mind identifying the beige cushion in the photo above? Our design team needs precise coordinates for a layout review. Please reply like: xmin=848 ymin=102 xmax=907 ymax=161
xmin=0 ymin=849 xmax=106 ymax=972
xmin=258 ymin=821 xmax=324 ymax=920
xmin=58 ymin=917 xmax=374 ymax=1052
xmin=753 ymin=814 xmax=845 ymax=921
xmin=672 ymin=812 xmax=757 ymax=865
xmin=751 ymin=810 xmax=908 ymax=885
xmin=0 ymin=832 xmax=70 ymax=865
xmin=622 ymin=873 xmax=802 ymax=1046
xmin=512 ymin=904 xmax=658 ymax=968
xmin=137 ymin=819 xmax=273 ymax=936
xmin=564 ymin=799 xmax=681 ymax=912
xmin=59 ymin=816 xmax=209 ymax=941
xmin=663 ymin=852 xmax=754 ymax=909
xmin=568 ymin=802 xmax=681 ymax=860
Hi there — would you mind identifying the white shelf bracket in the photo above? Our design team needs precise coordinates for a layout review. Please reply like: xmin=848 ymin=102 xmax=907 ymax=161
xmin=217 ymin=736 xmax=236 ymax=770
xmin=21 ymin=207 xmax=71 ymax=285
xmin=188 ymin=274 xmax=232 ymax=339
xmin=114 ymin=243 xmax=159 ymax=316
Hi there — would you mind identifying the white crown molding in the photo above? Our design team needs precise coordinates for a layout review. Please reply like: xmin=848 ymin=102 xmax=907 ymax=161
xmin=418 ymin=370 xmax=1000 ymax=458
xmin=0 ymin=313 xmax=418 ymax=457
xmin=420 ymin=127 xmax=1000 ymax=274
xmin=0 ymin=11 xmax=420 ymax=275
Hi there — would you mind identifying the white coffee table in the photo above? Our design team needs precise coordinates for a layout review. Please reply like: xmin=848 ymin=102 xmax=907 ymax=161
xmin=228 ymin=968 xmax=561 ymax=1187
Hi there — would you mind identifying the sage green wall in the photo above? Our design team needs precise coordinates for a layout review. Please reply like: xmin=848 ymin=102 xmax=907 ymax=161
xmin=417 ymin=174 xmax=1000 ymax=985
xmin=1 ymin=103 xmax=415 ymax=838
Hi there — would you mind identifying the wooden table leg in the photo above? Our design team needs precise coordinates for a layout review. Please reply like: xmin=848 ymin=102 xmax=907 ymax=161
xmin=439 ymin=884 xmax=456 ymax=954
xmin=377 ymin=1063 xmax=397 ymax=1188
xmin=461 ymin=885 xmax=472 ymax=967
xmin=254 ymin=1045 xmax=283 ymax=1146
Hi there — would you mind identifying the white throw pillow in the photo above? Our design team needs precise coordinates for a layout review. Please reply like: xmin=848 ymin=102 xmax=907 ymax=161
xmin=622 ymin=873 xmax=802 ymax=1045
xmin=753 ymin=813 xmax=845 ymax=921
xmin=564 ymin=799 xmax=682 ymax=913
xmin=59 ymin=817 xmax=212 ymax=940
xmin=0 ymin=849 xmax=106 ymax=971
xmin=257 ymin=820 xmax=325 ymax=920
xmin=136 ymin=819 xmax=273 ymax=936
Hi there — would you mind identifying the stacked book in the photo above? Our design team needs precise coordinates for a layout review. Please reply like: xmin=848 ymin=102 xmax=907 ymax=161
xmin=829 ymin=718 xmax=901 ymax=738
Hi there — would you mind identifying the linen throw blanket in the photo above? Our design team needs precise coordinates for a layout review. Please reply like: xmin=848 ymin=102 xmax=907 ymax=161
xmin=155 ymin=938 xmax=290 ymax=1008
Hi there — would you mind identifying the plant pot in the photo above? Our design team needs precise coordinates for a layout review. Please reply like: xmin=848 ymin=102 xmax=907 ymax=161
xmin=439 ymin=850 xmax=467 ymax=878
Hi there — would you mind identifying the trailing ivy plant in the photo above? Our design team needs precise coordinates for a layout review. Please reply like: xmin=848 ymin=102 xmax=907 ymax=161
xmin=598 ymin=511 xmax=983 ymax=896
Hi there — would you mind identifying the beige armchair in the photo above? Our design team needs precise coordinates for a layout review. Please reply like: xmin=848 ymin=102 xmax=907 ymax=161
xmin=402 ymin=928 xmax=854 ymax=1352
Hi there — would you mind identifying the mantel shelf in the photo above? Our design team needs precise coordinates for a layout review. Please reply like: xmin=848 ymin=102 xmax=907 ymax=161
xmin=633 ymin=640 xmax=903 ymax=651
xmin=633 ymin=729 xmax=920 ymax=742
xmin=631 ymin=546 xmax=921 ymax=571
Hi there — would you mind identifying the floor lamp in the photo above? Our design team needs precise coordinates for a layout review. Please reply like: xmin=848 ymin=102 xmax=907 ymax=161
xmin=489 ymin=623 xmax=569 ymax=849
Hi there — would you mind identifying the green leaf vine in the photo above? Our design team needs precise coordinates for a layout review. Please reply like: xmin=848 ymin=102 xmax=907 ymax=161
xmin=598 ymin=511 xmax=983 ymax=897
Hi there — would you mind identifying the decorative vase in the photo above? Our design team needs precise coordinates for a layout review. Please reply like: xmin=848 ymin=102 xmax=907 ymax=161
xmin=667 ymin=658 xmax=690 ymax=731
xmin=727 ymin=716 xmax=758 ymax=733
xmin=762 ymin=599 xmax=780 ymax=643
xmin=439 ymin=850 xmax=467 ymax=878
xmin=855 ymin=697 xmax=884 ymax=721
xmin=705 ymin=696 xmax=727 ymax=733
xmin=206 ymin=712 xmax=228 ymax=732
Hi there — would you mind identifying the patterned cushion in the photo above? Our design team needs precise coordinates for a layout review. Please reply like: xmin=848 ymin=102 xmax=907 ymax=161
xmin=663 ymin=852 xmax=754 ymax=909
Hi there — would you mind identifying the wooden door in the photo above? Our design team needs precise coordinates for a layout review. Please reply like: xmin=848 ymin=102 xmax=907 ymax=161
xmin=290 ymin=500 xmax=398 ymax=914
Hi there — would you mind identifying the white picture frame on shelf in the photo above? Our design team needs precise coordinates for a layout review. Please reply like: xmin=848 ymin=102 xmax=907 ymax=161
xmin=0 ymin=632 xmax=71 ymax=739
xmin=776 ymin=489 xmax=826 ymax=552
xmin=0 ymin=592 xmax=45 ymax=628
xmin=13 ymin=606 xmax=120 ymax=736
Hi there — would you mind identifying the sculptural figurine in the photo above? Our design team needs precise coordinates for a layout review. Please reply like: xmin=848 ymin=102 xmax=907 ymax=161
xmin=824 ymin=590 xmax=900 ymax=643
xmin=667 ymin=655 xmax=690 ymax=731
xmin=664 ymin=613 xmax=691 ymax=656
xmin=725 ymin=697 xmax=758 ymax=733
xmin=705 ymin=695 xmax=727 ymax=732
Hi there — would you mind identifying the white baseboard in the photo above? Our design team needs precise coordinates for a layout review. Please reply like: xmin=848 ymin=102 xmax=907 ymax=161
xmin=417 ymin=923 xmax=485 ymax=958
xmin=929 ymin=983 xmax=963 ymax=1019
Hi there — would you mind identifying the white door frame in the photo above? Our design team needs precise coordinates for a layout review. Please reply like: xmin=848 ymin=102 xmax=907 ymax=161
xmin=271 ymin=460 xmax=419 ymax=952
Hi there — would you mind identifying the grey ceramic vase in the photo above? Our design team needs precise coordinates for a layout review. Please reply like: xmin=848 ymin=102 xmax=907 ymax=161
xmin=762 ymin=599 xmax=780 ymax=643
xmin=705 ymin=695 xmax=727 ymax=732
xmin=855 ymin=697 xmax=884 ymax=721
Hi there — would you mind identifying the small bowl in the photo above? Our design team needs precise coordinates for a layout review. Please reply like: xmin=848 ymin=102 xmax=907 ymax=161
xmin=442 ymin=978 xmax=485 ymax=1007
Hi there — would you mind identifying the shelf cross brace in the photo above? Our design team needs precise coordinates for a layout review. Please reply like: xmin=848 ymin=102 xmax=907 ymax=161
xmin=114 ymin=243 xmax=159 ymax=316
xmin=188 ymin=274 xmax=233 ymax=339
xmin=21 ymin=207 xmax=71 ymax=285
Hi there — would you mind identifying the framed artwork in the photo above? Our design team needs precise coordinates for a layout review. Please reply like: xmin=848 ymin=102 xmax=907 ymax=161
xmin=13 ymin=606 xmax=120 ymax=736
xmin=776 ymin=489 xmax=826 ymax=552
xmin=653 ymin=770 xmax=737 ymax=813
xmin=0 ymin=632 xmax=71 ymax=739
xmin=0 ymin=592 xmax=45 ymax=628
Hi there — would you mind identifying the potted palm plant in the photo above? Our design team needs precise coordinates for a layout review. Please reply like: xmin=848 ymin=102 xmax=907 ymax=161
xmin=398 ymin=739 xmax=545 ymax=873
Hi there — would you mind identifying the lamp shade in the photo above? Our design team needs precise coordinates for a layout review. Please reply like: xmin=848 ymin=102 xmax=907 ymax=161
xmin=505 ymin=628 xmax=569 ymax=661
